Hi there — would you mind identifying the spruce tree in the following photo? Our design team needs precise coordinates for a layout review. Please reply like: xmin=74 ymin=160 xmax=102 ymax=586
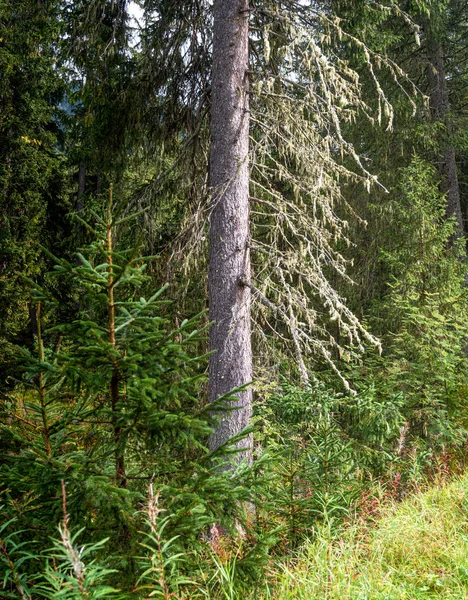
xmin=208 ymin=0 xmax=253 ymax=463
xmin=0 ymin=0 xmax=71 ymax=379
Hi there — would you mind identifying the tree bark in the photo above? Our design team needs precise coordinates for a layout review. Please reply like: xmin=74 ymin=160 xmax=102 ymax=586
xmin=426 ymin=30 xmax=464 ymax=237
xmin=208 ymin=0 xmax=252 ymax=464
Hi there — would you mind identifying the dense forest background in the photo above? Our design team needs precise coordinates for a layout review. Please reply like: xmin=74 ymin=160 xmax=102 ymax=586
xmin=2 ymin=0 xmax=468 ymax=597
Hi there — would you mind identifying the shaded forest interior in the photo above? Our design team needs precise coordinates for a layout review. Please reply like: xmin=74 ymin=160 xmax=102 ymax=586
xmin=2 ymin=0 xmax=468 ymax=597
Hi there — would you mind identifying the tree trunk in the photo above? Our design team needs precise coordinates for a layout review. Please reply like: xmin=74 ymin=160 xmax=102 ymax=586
xmin=208 ymin=0 xmax=252 ymax=465
xmin=426 ymin=31 xmax=464 ymax=237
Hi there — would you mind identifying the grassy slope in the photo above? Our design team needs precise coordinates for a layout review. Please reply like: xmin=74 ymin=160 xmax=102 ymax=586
xmin=266 ymin=476 xmax=468 ymax=599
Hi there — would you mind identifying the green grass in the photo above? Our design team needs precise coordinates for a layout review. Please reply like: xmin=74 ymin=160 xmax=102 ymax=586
xmin=264 ymin=476 xmax=468 ymax=599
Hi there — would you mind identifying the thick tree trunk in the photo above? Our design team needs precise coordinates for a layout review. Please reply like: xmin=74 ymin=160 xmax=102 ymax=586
xmin=208 ymin=0 xmax=252 ymax=464
xmin=426 ymin=33 xmax=464 ymax=236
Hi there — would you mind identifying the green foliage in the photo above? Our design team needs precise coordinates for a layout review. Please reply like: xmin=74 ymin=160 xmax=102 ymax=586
xmin=38 ymin=527 xmax=119 ymax=599
xmin=254 ymin=380 xmax=361 ymax=546
xmin=62 ymin=0 xmax=135 ymax=179
xmin=263 ymin=475 xmax=468 ymax=599
xmin=0 ymin=0 xmax=71 ymax=370
xmin=0 ymin=198 xmax=265 ymax=593
xmin=0 ymin=515 xmax=37 ymax=599
xmin=380 ymin=158 xmax=468 ymax=441
xmin=348 ymin=156 xmax=468 ymax=478
xmin=3 ymin=1 xmax=468 ymax=598
xmin=252 ymin=156 xmax=468 ymax=543
xmin=136 ymin=484 xmax=196 ymax=599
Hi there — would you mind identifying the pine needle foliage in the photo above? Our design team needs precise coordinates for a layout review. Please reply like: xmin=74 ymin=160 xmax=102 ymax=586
xmin=0 ymin=515 xmax=37 ymax=599
xmin=254 ymin=379 xmax=360 ymax=548
xmin=0 ymin=0 xmax=71 ymax=380
xmin=136 ymin=0 xmax=423 ymax=388
xmin=136 ymin=483 xmax=197 ymax=599
xmin=39 ymin=529 xmax=119 ymax=599
xmin=375 ymin=157 xmax=468 ymax=462
xmin=344 ymin=156 xmax=468 ymax=479
xmin=1 ymin=190 xmax=266 ymax=590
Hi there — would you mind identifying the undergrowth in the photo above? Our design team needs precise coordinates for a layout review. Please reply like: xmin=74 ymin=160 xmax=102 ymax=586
xmin=267 ymin=474 xmax=468 ymax=599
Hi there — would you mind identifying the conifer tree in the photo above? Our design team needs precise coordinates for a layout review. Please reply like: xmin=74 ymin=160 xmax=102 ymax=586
xmin=208 ymin=0 xmax=252 ymax=462
xmin=0 ymin=192 xmax=258 ymax=576
xmin=422 ymin=1 xmax=465 ymax=237
xmin=132 ymin=0 xmax=422 ymax=464
xmin=0 ymin=0 xmax=71 ymax=378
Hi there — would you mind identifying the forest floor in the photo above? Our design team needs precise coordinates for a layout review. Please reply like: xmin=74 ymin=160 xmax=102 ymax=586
xmin=263 ymin=475 xmax=468 ymax=599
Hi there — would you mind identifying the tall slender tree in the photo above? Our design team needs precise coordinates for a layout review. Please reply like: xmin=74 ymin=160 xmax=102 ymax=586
xmin=115 ymin=1 xmax=422 ymax=465
xmin=203 ymin=1 xmax=419 ymax=462
xmin=424 ymin=7 xmax=464 ymax=236
xmin=208 ymin=0 xmax=252 ymax=463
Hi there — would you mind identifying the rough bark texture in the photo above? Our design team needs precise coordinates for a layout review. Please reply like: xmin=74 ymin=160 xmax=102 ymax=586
xmin=426 ymin=32 xmax=464 ymax=236
xmin=208 ymin=0 xmax=252 ymax=464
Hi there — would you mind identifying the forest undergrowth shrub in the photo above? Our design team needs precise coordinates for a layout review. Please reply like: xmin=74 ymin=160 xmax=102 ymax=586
xmin=0 ymin=198 xmax=270 ymax=594
xmin=253 ymin=380 xmax=365 ymax=549
xmin=253 ymin=377 xmax=419 ymax=549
